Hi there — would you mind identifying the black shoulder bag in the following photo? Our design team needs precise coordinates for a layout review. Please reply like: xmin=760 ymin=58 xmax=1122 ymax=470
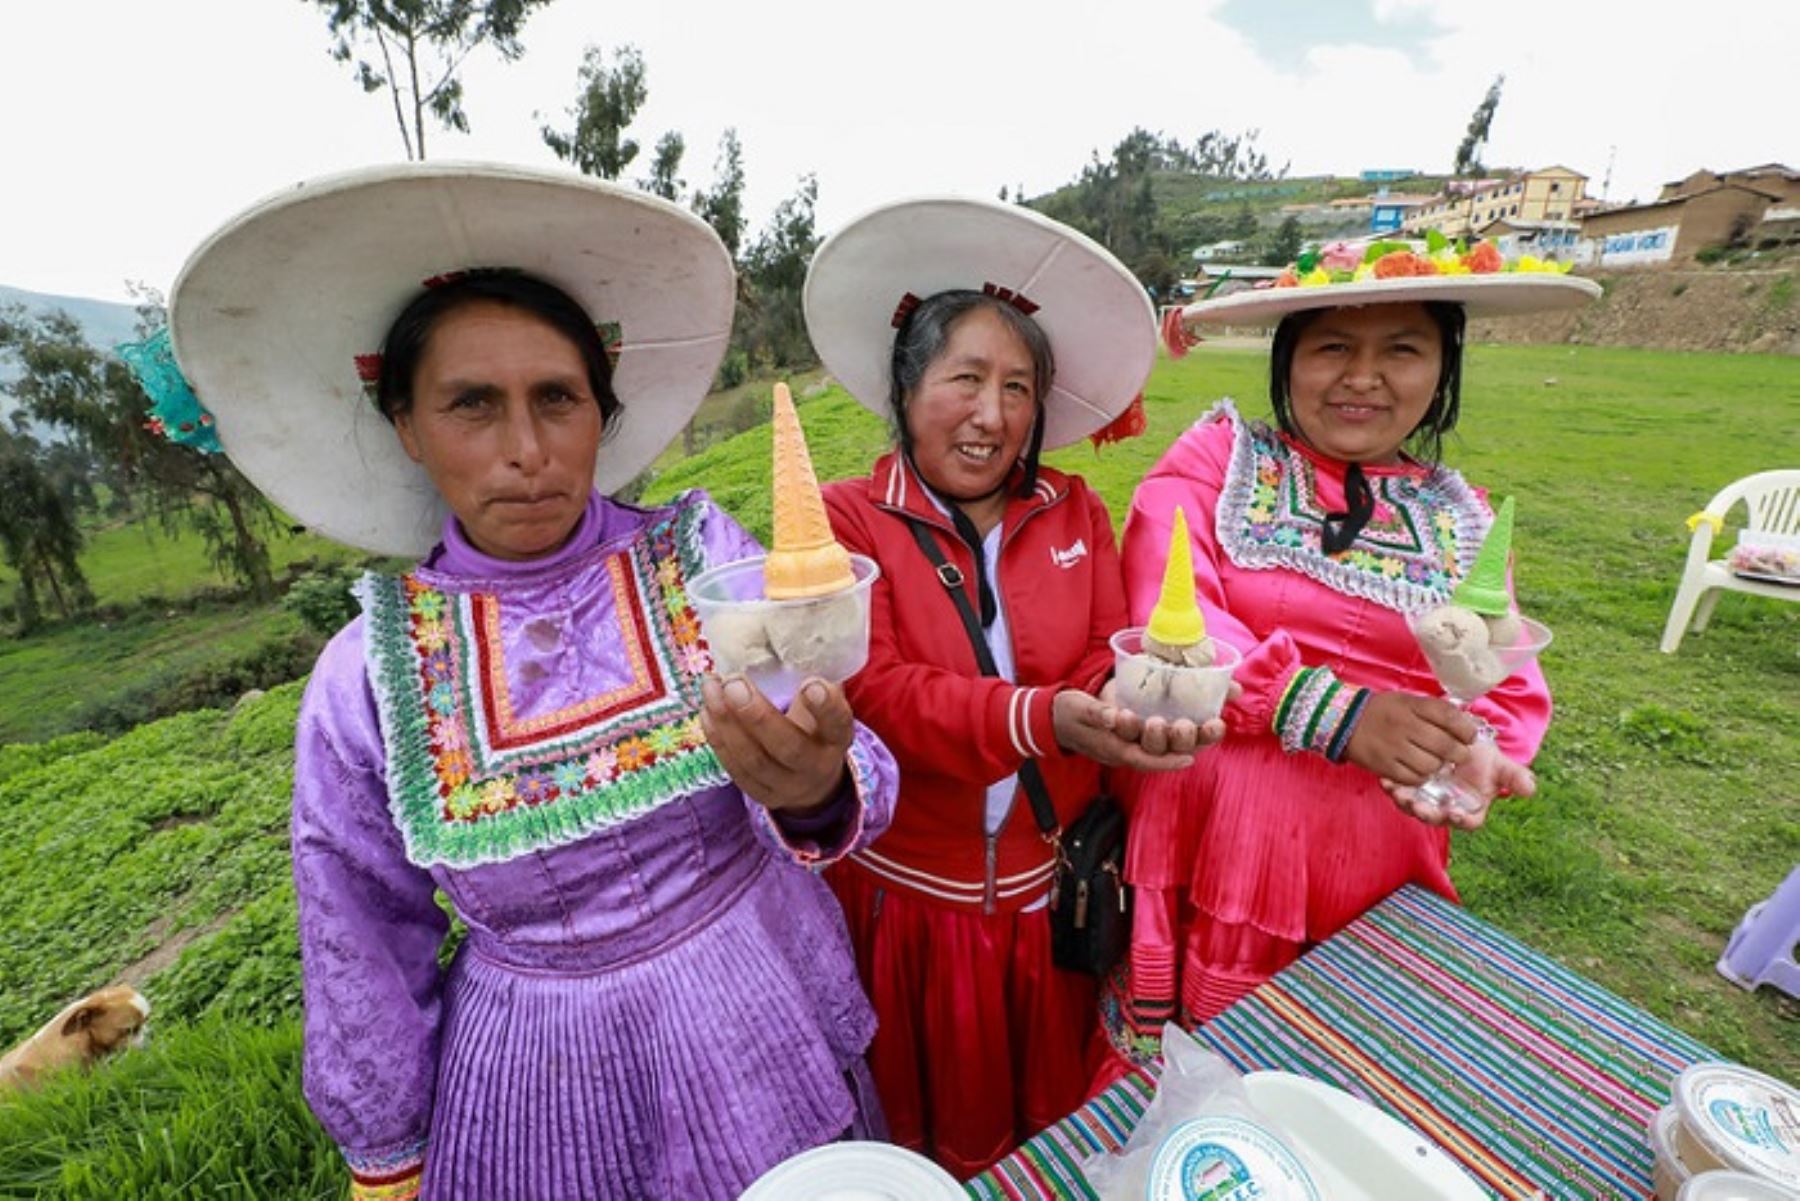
xmin=903 ymin=517 xmax=1129 ymax=977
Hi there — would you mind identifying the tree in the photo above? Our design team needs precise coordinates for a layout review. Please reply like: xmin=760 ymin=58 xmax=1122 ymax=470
xmin=692 ymin=128 xmax=747 ymax=258
xmin=641 ymin=131 xmax=686 ymax=202
xmin=306 ymin=0 xmax=555 ymax=160
xmin=737 ymin=175 xmax=822 ymax=369
xmin=0 ymin=425 xmax=93 ymax=629
xmin=1191 ymin=129 xmax=1287 ymax=181
xmin=1262 ymin=216 xmax=1303 ymax=266
xmin=0 ymin=307 xmax=282 ymax=601
xmin=1453 ymin=75 xmax=1505 ymax=177
xmin=541 ymin=43 xmax=647 ymax=180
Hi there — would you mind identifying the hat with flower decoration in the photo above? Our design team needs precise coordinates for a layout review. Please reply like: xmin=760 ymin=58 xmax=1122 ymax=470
xmin=1176 ymin=233 xmax=1600 ymax=331
xmin=162 ymin=162 xmax=735 ymax=556
xmin=802 ymin=196 xmax=1157 ymax=451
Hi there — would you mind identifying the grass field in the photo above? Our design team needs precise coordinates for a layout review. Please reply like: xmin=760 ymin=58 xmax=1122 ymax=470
xmin=0 ymin=521 xmax=367 ymax=745
xmin=0 ymin=342 xmax=1795 ymax=1195
xmin=0 ymin=516 xmax=361 ymax=610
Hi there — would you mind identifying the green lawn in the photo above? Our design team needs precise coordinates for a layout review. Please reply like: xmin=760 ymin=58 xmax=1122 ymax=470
xmin=0 ymin=516 xmax=360 ymax=611
xmin=0 ymin=519 xmax=368 ymax=745
xmin=0 ymin=343 xmax=1795 ymax=1196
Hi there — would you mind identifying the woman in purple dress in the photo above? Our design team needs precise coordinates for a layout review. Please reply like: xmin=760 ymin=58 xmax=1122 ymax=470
xmin=158 ymin=165 xmax=897 ymax=1199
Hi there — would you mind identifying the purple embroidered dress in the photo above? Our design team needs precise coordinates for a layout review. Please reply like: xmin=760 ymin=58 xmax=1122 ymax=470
xmin=291 ymin=489 xmax=896 ymax=1200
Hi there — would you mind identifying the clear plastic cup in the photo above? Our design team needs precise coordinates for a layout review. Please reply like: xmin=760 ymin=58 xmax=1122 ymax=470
xmin=1109 ymin=628 xmax=1241 ymax=724
xmin=687 ymin=554 xmax=880 ymax=710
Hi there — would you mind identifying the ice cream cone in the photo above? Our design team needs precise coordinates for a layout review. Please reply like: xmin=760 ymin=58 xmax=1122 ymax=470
xmin=763 ymin=382 xmax=856 ymax=599
xmin=1452 ymin=495 xmax=1516 ymax=616
xmin=1145 ymin=507 xmax=1206 ymax=647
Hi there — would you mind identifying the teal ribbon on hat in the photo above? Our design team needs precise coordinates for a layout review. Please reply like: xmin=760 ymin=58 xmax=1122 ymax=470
xmin=117 ymin=327 xmax=221 ymax=454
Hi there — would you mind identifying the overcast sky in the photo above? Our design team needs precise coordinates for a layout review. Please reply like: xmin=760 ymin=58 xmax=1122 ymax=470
xmin=5 ymin=0 xmax=1795 ymax=303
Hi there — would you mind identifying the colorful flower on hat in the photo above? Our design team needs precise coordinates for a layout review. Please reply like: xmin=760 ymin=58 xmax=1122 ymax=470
xmin=1319 ymin=241 xmax=1363 ymax=273
xmin=1463 ymin=242 xmax=1504 ymax=274
xmin=1268 ymin=234 xmax=1574 ymax=292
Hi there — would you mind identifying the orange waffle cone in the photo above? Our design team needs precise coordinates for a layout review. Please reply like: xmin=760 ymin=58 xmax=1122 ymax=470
xmin=764 ymin=382 xmax=855 ymax=599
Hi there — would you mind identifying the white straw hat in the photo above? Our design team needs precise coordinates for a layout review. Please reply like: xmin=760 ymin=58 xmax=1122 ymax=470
xmin=169 ymin=161 xmax=735 ymax=556
xmin=803 ymin=196 xmax=1156 ymax=450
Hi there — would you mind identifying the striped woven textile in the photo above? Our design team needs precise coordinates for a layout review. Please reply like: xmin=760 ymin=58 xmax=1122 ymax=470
xmin=966 ymin=885 xmax=1718 ymax=1200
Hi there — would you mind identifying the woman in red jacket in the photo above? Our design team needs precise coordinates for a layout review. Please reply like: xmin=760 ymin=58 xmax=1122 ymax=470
xmin=803 ymin=197 xmax=1221 ymax=1177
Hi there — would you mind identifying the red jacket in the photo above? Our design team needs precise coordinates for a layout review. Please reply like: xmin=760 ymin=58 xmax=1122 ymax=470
xmin=823 ymin=452 xmax=1126 ymax=912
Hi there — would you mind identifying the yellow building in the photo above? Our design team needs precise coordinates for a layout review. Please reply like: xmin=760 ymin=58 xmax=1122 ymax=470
xmin=1403 ymin=167 xmax=1589 ymax=238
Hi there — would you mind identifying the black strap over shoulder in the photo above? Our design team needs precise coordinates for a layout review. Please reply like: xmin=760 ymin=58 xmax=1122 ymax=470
xmin=902 ymin=516 xmax=1060 ymax=841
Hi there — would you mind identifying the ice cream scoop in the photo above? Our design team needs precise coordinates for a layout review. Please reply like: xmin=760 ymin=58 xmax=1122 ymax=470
xmin=1414 ymin=604 xmax=1507 ymax=697
xmin=762 ymin=382 xmax=856 ymax=600
xmin=764 ymin=595 xmax=869 ymax=680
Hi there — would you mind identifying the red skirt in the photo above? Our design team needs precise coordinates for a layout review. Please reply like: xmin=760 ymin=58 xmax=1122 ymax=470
xmin=827 ymin=861 xmax=1099 ymax=1179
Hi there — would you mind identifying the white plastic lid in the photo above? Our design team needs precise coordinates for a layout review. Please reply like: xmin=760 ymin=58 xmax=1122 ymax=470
xmin=1147 ymin=1115 xmax=1324 ymax=1201
xmin=1677 ymin=1169 xmax=1800 ymax=1200
xmin=737 ymin=1142 xmax=965 ymax=1201
xmin=1674 ymin=1063 xmax=1800 ymax=1190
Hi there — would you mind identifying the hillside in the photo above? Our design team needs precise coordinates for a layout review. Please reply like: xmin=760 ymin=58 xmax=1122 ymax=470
xmin=1470 ymin=266 xmax=1800 ymax=354
xmin=0 ymin=344 xmax=1795 ymax=1195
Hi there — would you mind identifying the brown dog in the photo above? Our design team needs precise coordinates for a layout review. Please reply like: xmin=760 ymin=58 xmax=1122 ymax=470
xmin=0 ymin=987 xmax=150 ymax=1093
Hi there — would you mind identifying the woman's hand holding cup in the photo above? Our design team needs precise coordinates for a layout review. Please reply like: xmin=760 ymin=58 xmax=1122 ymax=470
xmin=701 ymin=674 xmax=854 ymax=816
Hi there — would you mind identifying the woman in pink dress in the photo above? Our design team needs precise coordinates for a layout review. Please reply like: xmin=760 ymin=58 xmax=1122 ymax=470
xmin=1098 ymin=243 xmax=1600 ymax=1075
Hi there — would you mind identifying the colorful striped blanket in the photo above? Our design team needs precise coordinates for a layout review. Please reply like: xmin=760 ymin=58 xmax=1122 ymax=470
xmin=967 ymin=885 xmax=1718 ymax=1200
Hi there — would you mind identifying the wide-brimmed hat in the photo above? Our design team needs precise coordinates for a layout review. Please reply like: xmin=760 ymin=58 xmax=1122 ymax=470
xmin=169 ymin=162 xmax=735 ymax=556
xmin=1180 ymin=238 xmax=1600 ymax=329
xmin=802 ymin=196 xmax=1156 ymax=450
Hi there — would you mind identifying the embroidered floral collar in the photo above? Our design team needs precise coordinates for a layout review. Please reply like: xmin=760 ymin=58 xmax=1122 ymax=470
xmin=358 ymin=493 xmax=726 ymax=868
xmin=1209 ymin=400 xmax=1492 ymax=612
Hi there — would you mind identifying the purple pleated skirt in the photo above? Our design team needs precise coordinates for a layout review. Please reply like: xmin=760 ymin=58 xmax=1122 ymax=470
xmin=419 ymin=854 xmax=883 ymax=1199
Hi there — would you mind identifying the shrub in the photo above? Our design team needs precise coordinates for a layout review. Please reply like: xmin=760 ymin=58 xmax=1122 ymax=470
xmin=722 ymin=389 xmax=772 ymax=438
xmin=71 ymin=631 xmax=322 ymax=736
xmin=282 ymin=568 xmax=362 ymax=638
xmin=1695 ymin=245 xmax=1729 ymax=266
xmin=714 ymin=347 xmax=750 ymax=391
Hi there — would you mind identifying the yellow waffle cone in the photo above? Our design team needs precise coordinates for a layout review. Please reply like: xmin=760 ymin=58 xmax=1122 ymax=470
xmin=764 ymin=382 xmax=855 ymax=599
xmin=1145 ymin=506 xmax=1205 ymax=646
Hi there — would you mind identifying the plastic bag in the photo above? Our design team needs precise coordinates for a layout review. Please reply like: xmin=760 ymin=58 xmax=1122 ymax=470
xmin=1084 ymin=1023 xmax=1318 ymax=1200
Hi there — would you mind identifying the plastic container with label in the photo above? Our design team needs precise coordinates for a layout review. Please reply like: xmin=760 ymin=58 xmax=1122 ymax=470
xmin=1146 ymin=1113 xmax=1323 ymax=1201
xmin=1672 ymin=1063 xmax=1800 ymax=1194
xmin=1676 ymin=1169 xmax=1800 ymax=1200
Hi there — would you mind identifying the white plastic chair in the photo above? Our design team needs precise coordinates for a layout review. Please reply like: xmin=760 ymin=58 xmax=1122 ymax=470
xmin=1660 ymin=469 xmax=1800 ymax=653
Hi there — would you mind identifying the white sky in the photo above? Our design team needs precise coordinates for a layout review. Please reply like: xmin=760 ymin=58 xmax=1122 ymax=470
xmin=4 ymin=0 xmax=1795 ymax=303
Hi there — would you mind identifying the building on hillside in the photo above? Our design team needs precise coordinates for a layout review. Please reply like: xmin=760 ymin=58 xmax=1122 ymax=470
xmin=1360 ymin=168 xmax=1417 ymax=183
xmin=1650 ymin=163 xmax=1800 ymax=250
xmin=1658 ymin=163 xmax=1799 ymax=206
xmin=1404 ymin=167 xmax=1589 ymax=238
xmin=1575 ymin=182 xmax=1784 ymax=267
xmin=1371 ymin=195 xmax=1433 ymax=233
xmin=1193 ymin=239 xmax=1248 ymax=262
xmin=1476 ymin=218 xmax=1581 ymax=261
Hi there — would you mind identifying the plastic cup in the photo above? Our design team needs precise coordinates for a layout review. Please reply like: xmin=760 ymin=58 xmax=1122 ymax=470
xmin=1109 ymin=628 xmax=1241 ymax=724
xmin=687 ymin=553 xmax=880 ymax=710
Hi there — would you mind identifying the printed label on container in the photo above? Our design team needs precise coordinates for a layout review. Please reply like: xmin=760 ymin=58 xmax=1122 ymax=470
xmin=1146 ymin=1115 xmax=1322 ymax=1201
xmin=1677 ymin=1065 xmax=1800 ymax=1189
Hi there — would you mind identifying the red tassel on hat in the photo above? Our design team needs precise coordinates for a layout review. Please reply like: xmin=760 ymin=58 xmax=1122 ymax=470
xmin=1089 ymin=393 xmax=1146 ymax=448
xmin=1161 ymin=306 xmax=1200 ymax=359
